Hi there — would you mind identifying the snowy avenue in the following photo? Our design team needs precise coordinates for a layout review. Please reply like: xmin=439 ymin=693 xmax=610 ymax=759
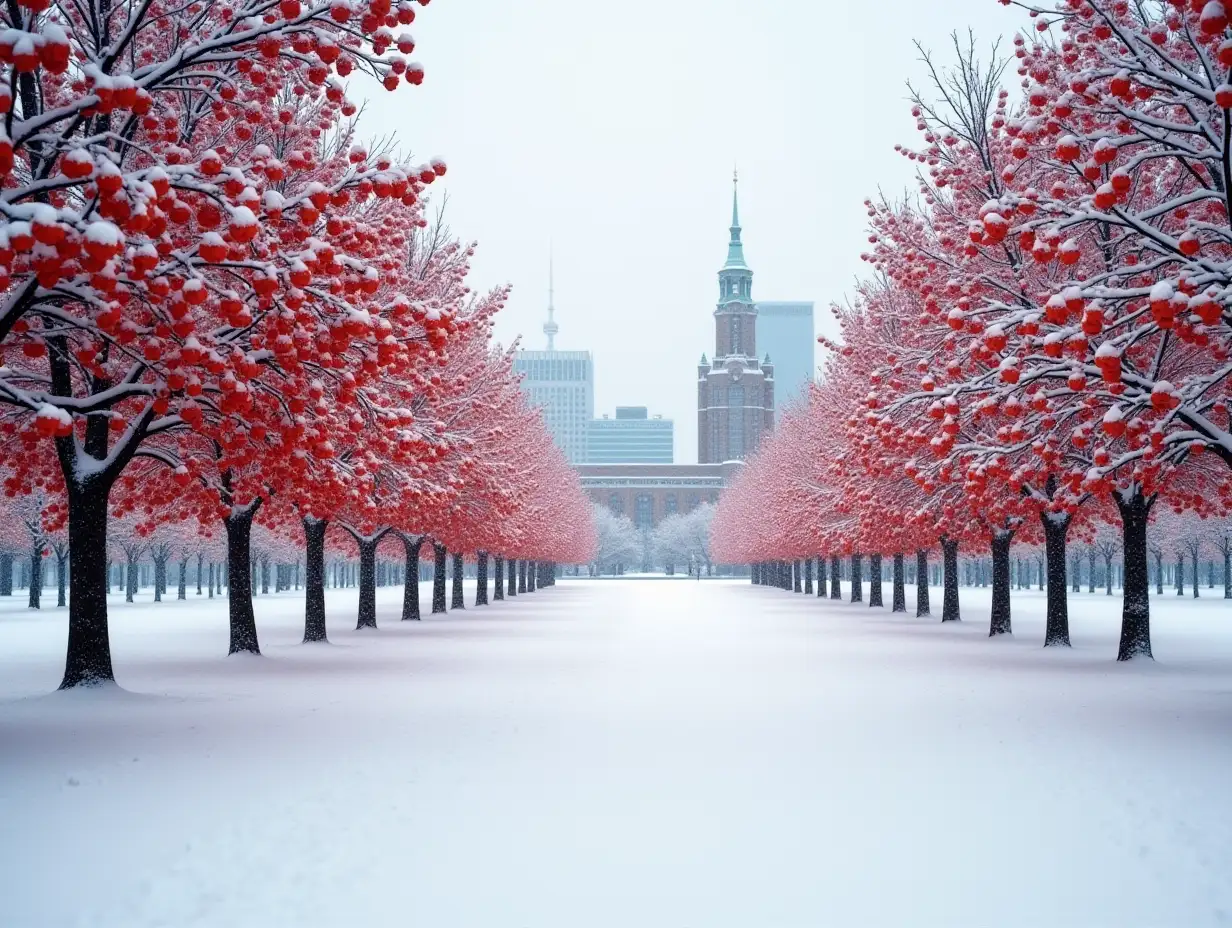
xmin=2 ymin=579 xmax=1231 ymax=927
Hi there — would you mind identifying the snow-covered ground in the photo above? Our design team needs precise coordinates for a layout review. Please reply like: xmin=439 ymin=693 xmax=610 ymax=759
xmin=1 ymin=579 xmax=1230 ymax=927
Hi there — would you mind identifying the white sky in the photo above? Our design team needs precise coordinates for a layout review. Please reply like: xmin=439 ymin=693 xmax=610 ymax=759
xmin=355 ymin=0 xmax=1020 ymax=463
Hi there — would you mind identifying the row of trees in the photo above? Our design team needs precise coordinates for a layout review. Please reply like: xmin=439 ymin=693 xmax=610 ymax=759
xmin=0 ymin=0 xmax=595 ymax=687
xmin=590 ymin=503 xmax=714 ymax=576
xmin=715 ymin=0 xmax=1232 ymax=659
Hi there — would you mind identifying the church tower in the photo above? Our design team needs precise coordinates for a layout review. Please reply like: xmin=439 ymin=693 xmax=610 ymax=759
xmin=697 ymin=173 xmax=774 ymax=463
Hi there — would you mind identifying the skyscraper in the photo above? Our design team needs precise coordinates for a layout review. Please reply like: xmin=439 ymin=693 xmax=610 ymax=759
xmin=587 ymin=407 xmax=674 ymax=464
xmin=513 ymin=259 xmax=594 ymax=463
xmin=697 ymin=173 xmax=774 ymax=463
xmin=756 ymin=301 xmax=815 ymax=412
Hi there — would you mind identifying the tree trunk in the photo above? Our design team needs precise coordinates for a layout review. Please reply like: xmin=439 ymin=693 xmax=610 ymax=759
xmin=125 ymin=555 xmax=136 ymax=603
xmin=915 ymin=549 xmax=930 ymax=617
xmin=868 ymin=553 xmax=883 ymax=607
xmin=224 ymin=506 xmax=261 ymax=655
xmin=431 ymin=543 xmax=448 ymax=613
xmin=816 ymin=556 xmax=827 ymax=597
xmin=804 ymin=557 xmax=814 ymax=595
xmin=0 ymin=552 xmax=11 ymax=596
xmin=518 ymin=559 xmax=527 ymax=593
xmin=401 ymin=536 xmax=423 ymax=621
xmin=303 ymin=517 xmax=328 ymax=642
xmin=941 ymin=536 xmax=960 ymax=622
xmin=1225 ymin=550 xmax=1231 ymax=600
xmin=59 ymin=484 xmax=115 ymax=688
xmin=451 ymin=553 xmax=466 ymax=609
xmin=1177 ymin=554 xmax=1184 ymax=596
xmin=177 ymin=558 xmax=187 ymax=600
xmin=476 ymin=552 xmax=489 ymax=606
xmin=494 ymin=556 xmax=505 ymax=601
xmin=1041 ymin=512 xmax=1071 ymax=647
xmin=28 ymin=548 xmax=42 ymax=609
xmin=356 ymin=537 xmax=379 ymax=629
xmin=989 ymin=529 xmax=1013 ymax=637
xmin=152 ymin=557 xmax=165 ymax=603
xmin=508 ymin=558 xmax=518 ymax=597
xmin=892 ymin=553 xmax=906 ymax=612
xmin=850 ymin=554 xmax=863 ymax=603
xmin=1114 ymin=488 xmax=1153 ymax=661
xmin=792 ymin=560 xmax=802 ymax=593
xmin=1192 ymin=555 xmax=1200 ymax=599
xmin=56 ymin=553 xmax=68 ymax=608
xmin=829 ymin=555 xmax=841 ymax=600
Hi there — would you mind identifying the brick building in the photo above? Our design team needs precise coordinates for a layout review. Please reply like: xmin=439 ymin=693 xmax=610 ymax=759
xmin=697 ymin=175 xmax=775 ymax=463
xmin=575 ymin=462 xmax=744 ymax=530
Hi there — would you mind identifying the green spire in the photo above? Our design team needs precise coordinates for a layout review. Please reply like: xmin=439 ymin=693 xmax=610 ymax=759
xmin=724 ymin=169 xmax=747 ymax=270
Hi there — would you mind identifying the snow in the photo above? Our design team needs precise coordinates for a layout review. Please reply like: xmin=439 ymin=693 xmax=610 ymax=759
xmin=2 ymin=580 xmax=1231 ymax=926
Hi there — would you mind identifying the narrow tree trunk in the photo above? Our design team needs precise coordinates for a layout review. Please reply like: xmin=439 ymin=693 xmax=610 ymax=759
xmin=432 ymin=543 xmax=448 ymax=613
xmin=152 ymin=557 xmax=165 ymax=603
xmin=850 ymin=554 xmax=863 ymax=603
xmin=196 ymin=552 xmax=204 ymax=595
xmin=1192 ymin=555 xmax=1200 ymax=599
xmin=508 ymin=558 xmax=518 ymax=596
xmin=125 ymin=556 xmax=136 ymax=603
xmin=177 ymin=558 xmax=187 ymax=600
xmin=28 ymin=549 xmax=42 ymax=609
xmin=892 ymin=553 xmax=906 ymax=612
xmin=303 ymin=517 xmax=328 ymax=642
xmin=1154 ymin=553 xmax=1164 ymax=595
xmin=1041 ymin=512 xmax=1071 ymax=647
xmin=989 ymin=530 xmax=1013 ymax=637
xmin=830 ymin=555 xmax=842 ymax=600
xmin=868 ymin=553 xmax=883 ymax=607
xmin=56 ymin=553 xmax=67 ymax=608
xmin=792 ymin=560 xmax=801 ymax=593
xmin=804 ymin=557 xmax=814 ymax=595
xmin=1225 ymin=549 xmax=1231 ymax=600
xmin=59 ymin=485 xmax=115 ymax=688
xmin=915 ymin=549 xmax=930 ymax=617
xmin=1177 ymin=554 xmax=1185 ymax=596
xmin=1115 ymin=488 xmax=1153 ymax=661
xmin=941 ymin=536 xmax=960 ymax=622
xmin=451 ymin=553 xmax=466 ymax=609
xmin=816 ymin=556 xmax=827 ymax=597
xmin=224 ymin=506 xmax=261 ymax=655
xmin=494 ymin=556 xmax=505 ymax=601
xmin=476 ymin=552 xmax=489 ymax=606
xmin=518 ymin=559 xmax=527 ymax=593
xmin=0 ymin=552 xmax=12 ymax=596
xmin=356 ymin=537 xmax=379 ymax=630
xmin=401 ymin=536 xmax=423 ymax=621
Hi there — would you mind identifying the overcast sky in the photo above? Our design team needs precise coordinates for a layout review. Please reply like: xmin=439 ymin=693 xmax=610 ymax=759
xmin=354 ymin=0 xmax=1020 ymax=463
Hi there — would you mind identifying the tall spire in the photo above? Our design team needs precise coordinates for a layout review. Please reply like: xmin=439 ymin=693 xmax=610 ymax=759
xmin=724 ymin=168 xmax=748 ymax=270
xmin=543 ymin=245 xmax=559 ymax=351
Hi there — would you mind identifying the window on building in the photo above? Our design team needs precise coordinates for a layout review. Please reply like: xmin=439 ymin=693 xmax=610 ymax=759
xmin=635 ymin=494 xmax=653 ymax=529
xmin=609 ymin=493 xmax=623 ymax=516
xmin=730 ymin=315 xmax=740 ymax=354
xmin=665 ymin=494 xmax=678 ymax=515
xmin=728 ymin=384 xmax=745 ymax=458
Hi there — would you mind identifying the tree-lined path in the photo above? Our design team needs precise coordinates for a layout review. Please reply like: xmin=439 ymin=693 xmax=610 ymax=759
xmin=2 ymin=578 xmax=1229 ymax=927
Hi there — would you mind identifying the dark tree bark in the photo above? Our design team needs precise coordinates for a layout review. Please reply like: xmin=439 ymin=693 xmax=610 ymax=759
xmin=494 ymin=556 xmax=505 ymax=601
xmin=527 ymin=560 xmax=537 ymax=592
xmin=1225 ymin=549 xmax=1231 ymax=600
xmin=1176 ymin=554 xmax=1185 ymax=596
xmin=508 ymin=558 xmax=518 ymax=596
xmin=804 ymin=557 xmax=814 ymax=595
xmin=432 ymin=542 xmax=448 ymax=613
xmin=400 ymin=535 xmax=423 ymax=621
xmin=476 ymin=552 xmax=489 ymax=606
xmin=892 ymin=553 xmax=906 ymax=613
xmin=350 ymin=530 xmax=388 ymax=630
xmin=451 ymin=553 xmax=466 ymax=609
xmin=56 ymin=550 xmax=68 ymax=608
xmin=303 ymin=517 xmax=328 ymax=642
xmin=915 ymin=549 xmax=930 ymax=617
xmin=869 ymin=554 xmax=883 ymax=607
xmin=830 ymin=555 xmax=842 ymax=600
xmin=941 ymin=536 xmax=960 ymax=622
xmin=817 ymin=556 xmax=827 ymax=597
xmin=850 ymin=554 xmax=863 ymax=603
xmin=0 ymin=552 xmax=12 ymax=596
xmin=177 ymin=558 xmax=187 ymax=600
xmin=196 ymin=552 xmax=204 ymax=595
xmin=125 ymin=554 xmax=137 ymax=603
xmin=152 ymin=555 xmax=167 ymax=603
xmin=59 ymin=485 xmax=114 ymax=687
xmin=518 ymin=559 xmax=527 ymax=593
xmin=989 ymin=529 xmax=1014 ymax=637
xmin=28 ymin=547 xmax=42 ymax=609
xmin=792 ymin=560 xmax=802 ymax=593
xmin=1115 ymin=488 xmax=1154 ymax=661
xmin=1041 ymin=511 xmax=1072 ymax=647
xmin=224 ymin=504 xmax=261 ymax=655
xmin=751 ymin=562 xmax=760 ymax=585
